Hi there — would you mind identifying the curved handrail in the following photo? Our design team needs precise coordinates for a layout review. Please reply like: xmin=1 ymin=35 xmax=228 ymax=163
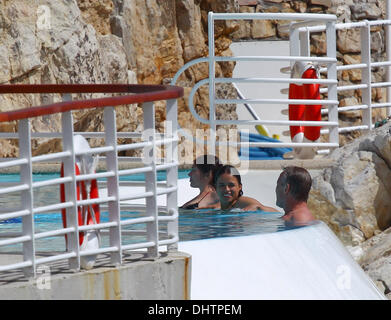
xmin=0 ymin=84 xmax=184 ymax=122
xmin=171 ymin=57 xmax=209 ymax=86
xmin=170 ymin=56 xmax=337 ymax=148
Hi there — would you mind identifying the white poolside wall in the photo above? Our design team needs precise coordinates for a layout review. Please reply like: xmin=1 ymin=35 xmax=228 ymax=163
xmin=109 ymin=173 xmax=385 ymax=300
xmin=179 ymin=221 xmax=385 ymax=300
xmin=174 ymin=171 xmax=384 ymax=299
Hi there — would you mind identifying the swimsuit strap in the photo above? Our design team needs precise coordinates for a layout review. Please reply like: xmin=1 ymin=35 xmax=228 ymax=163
xmin=183 ymin=190 xmax=212 ymax=209
xmin=184 ymin=202 xmax=198 ymax=210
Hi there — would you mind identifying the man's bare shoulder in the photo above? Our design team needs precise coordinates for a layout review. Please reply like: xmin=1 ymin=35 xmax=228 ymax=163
xmin=291 ymin=208 xmax=314 ymax=224
xmin=238 ymin=197 xmax=278 ymax=212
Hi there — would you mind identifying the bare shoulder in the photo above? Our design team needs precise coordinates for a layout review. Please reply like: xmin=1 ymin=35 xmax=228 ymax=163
xmin=238 ymin=197 xmax=278 ymax=212
xmin=259 ymin=204 xmax=279 ymax=212
xmin=292 ymin=208 xmax=315 ymax=223
xmin=237 ymin=196 xmax=260 ymax=207
xmin=297 ymin=210 xmax=314 ymax=219
xmin=202 ymin=202 xmax=221 ymax=209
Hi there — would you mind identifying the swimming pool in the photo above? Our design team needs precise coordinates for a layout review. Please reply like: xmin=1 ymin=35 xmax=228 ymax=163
xmin=0 ymin=170 xmax=385 ymax=300
xmin=0 ymin=170 xmax=286 ymax=253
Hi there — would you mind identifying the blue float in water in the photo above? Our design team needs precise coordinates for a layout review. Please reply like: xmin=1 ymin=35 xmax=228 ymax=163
xmin=238 ymin=132 xmax=291 ymax=160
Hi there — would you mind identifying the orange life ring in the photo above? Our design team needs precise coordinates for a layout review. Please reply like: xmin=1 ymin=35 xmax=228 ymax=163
xmin=60 ymin=163 xmax=100 ymax=246
xmin=288 ymin=62 xmax=321 ymax=158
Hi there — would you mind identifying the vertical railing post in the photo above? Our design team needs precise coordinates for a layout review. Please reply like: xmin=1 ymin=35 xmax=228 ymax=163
xmin=299 ymin=28 xmax=310 ymax=57
xmin=143 ymin=102 xmax=159 ymax=258
xmin=361 ymin=21 xmax=372 ymax=132
xmin=19 ymin=118 xmax=35 ymax=277
xmin=104 ymin=106 xmax=122 ymax=265
xmin=289 ymin=23 xmax=302 ymax=154
xmin=289 ymin=24 xmax=300 ymax=68
xmin=61 ymin=94 xmax=80 ymax=271
xmin=208 ymin=11 xmax=216 ymax=156
xmin=326 ymin=21 xmax=339 ymax=147
xmin=165 ymin=99 xmax=178 ymax=251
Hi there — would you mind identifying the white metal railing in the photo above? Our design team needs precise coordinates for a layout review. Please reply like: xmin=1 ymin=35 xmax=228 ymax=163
xmin=298 ymin=19 xmax=391 ymax=138
xmin=172 ymin=12 xmax=391 ymax=156
xmin=0 ymin=84 xmax=182 ymax=277
xmin=172 ymin=12 xmax=339 ymax=154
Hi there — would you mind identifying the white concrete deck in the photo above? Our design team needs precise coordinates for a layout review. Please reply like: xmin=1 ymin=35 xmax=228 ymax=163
xmin=179 ymin=221 xmax=386 ymax=300
xmin=174 ymin=168 xmax=385 ymax=300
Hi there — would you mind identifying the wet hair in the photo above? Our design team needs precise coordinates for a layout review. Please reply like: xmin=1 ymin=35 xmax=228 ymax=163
xmin=214 ymin=165 xmax=244 ymax=197
xmin=193 ymin=155 xmax=222 ymax=187
xmin=279 ymin=166 xmax=312 ymax=202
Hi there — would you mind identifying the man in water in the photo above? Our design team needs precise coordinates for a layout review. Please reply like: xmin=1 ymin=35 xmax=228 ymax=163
xmin=275 ymin=166 xmax=315 ymax=226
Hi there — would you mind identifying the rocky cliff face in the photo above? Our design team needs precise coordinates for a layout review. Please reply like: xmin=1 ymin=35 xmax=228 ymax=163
xmin=1 ymin=0 xmax=388 ymax=156
xmin=0 ymin=0 xmax=239 ymax=159
xmin=309 ymin=121 xmax=391 ymax=244
xmin=308 ymin=120 xmax=391 ymax=298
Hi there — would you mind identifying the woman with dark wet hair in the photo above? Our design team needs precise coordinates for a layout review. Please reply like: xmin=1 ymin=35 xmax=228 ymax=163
xmin=214 ymin=165 xmax=278 ymax=212
xmin=180 ymin=155 xmax=222 ymax=209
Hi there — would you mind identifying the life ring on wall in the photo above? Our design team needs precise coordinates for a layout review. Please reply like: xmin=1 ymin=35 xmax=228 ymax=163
xmin=288 ymin=61 xmax=321 ymax=159
xmin=59 ymin=135 xmax=100 ymax=269
xmin=60 ymin=163 xmax=100 ymax=246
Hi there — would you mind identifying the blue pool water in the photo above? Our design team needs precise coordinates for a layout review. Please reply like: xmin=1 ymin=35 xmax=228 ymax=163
xmin=0 ymin=170 xmax=286 ymax=252
xmin=0 ymin=169 xmax=191 ymax=223
xmin=0 ymin=169 xmax=192 ymax=183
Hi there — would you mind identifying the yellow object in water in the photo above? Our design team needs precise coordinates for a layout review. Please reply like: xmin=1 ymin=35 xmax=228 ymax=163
xmin=255 ymin=125 xmax=280 ymax=141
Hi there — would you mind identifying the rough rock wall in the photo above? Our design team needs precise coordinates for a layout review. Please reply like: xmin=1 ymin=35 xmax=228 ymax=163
xmin=0 ymin=0 xmax=240 ymax=159
xmin=0 ymin=0 xmax=130 ymax=155
xmin=309 ymin=121 xmax=391 ymax=245
xmin=308 ymin=121 xmax=391 ymax=298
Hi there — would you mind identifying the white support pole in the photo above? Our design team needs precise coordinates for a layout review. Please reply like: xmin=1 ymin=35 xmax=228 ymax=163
xmin=61 ymin=104 xmax=81 ymax=271
xmin=19 ymin=118 xmax=35 ymax=277
xmin=103 ymin=106 xmax=122 ymax=265
xmin=326 ymin=21 xmax=339 ymax=147
xmin=143 ymin=102 xmax=159 ymax=258
xmin=289 ymin=24 xmax=301 ymax=68
xmin=208 ymin=11 xmax=216 ymax=156
xmin=299 ymin=28 xmax=310 ymax=57
xmin=289 ymin=23 xmax=302 ymax=154
xmin=361 ymin=21 xmax=372 ymax=131
xmin=165 ymin=99 xmax=178 ymax=252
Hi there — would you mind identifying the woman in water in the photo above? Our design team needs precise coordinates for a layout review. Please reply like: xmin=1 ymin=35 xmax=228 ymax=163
xmin=214 ymin=165 xmax=278 ymax=212
xmin=180 ymin=155 xmax=222 ymax=209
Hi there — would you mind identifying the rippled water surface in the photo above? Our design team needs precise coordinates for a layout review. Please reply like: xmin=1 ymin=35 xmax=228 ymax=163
xmin=0 ymin=172 xmax=287 ymax=252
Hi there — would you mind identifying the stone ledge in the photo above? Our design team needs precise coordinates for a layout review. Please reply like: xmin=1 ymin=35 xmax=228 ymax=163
xmin=244 ymin=158 xmax=334 ymax=170
xmin=0 ymin=250 xmax=191 ymax=300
